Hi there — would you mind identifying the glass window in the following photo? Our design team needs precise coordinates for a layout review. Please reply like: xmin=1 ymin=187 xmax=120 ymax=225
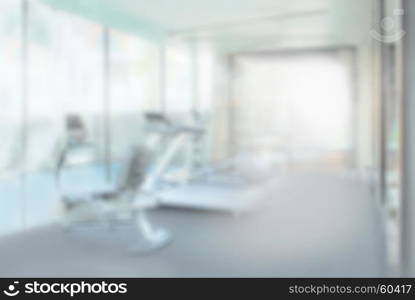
xmin=109 ymin=29 xmax=160 ymax=163
xmin=165 ymin=42 xmax=192 ymax=115
xmin=26 ymin=1 xmax=105 ymax=227
xmin=232 ymin=50 xmax=355 ymax=173
xmin=27 ymin=2 xmax=105 ymax=170
xmin=0 ymin=0 xmax=22 ymax=172
xmin=163 ymin=42 xmax=194 ymax=170
xmin=0 ymin=0 xmax=162 ymax=233
xmin=0 ymin=0 xmax=23 ymax=235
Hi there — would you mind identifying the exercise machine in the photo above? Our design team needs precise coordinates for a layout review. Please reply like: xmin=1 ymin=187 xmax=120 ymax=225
xmin=55 ymin=112 xmax=203 ymax=253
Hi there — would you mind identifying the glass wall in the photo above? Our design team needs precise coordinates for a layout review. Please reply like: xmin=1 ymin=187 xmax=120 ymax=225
xmin=109 ymin=29 xmax=160 ymax=167
xmin=163 ymin=40 xmax=215 ymax=171
xmin=165 ymin=42 xmax=192 ymax=115
xmin=0 ymin=0 xmax=162 ymax=235
xmin=0 ymin=0 xmax=22 ymax=172
xmin=25 ymin=2 xmax=106 ymax=227
xmin=28 ymin=3 xmax=105 ymax=168
xmin=195 ymin=42 xmax=215 ymax=166
xmin=0 ymin=0 xmax=23 ymax=235
xmin=163 ymin=42 xmax=194 ymax=171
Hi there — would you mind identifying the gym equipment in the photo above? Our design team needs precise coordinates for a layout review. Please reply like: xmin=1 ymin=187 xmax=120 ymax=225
xmin=56 ymin=144 xmax=172 ymax=253
xmin=144 ymin=112 xmax=271 ymax=213
xmin=56 ymin=112 xmax=203 ymax=253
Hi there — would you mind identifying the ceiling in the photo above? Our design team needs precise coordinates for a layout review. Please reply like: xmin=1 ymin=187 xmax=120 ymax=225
xmin=105 ymin=0 xmax=329 ymax=30
xmin=41 ymin=0 xmax=374 ymax=51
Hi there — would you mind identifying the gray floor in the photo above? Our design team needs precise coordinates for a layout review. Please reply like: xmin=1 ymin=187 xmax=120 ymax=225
xmin=0 ymin=174 xmax=386 ymax=277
